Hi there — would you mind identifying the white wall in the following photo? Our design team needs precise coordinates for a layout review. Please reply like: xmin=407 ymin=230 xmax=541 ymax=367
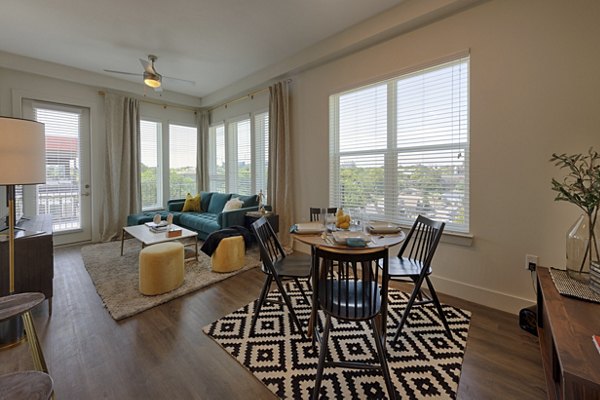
xmin=0 ymin=67 xmax=198 ymax=243
xmin=288 ymin=0 xmax=600 ymax=313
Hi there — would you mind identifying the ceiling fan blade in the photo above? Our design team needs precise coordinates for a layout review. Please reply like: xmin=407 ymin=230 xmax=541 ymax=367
xmin=139 ymin=58 xmax=155 ymax=74
xmin=104 ymin=69 xmax=142 ymax=77
xmin=163 ymin=75 xmax=196 ymax=86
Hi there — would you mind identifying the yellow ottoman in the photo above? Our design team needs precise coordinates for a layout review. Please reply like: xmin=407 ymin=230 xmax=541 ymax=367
xmin=139 ymin=242 xmax=185 ymax=295
xmin=211 ymin=236 xmax=245 ymax=273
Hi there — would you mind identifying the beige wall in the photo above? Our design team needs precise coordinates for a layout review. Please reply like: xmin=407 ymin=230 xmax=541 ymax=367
xmin=289 ymin=0 xmax=600 ymax=312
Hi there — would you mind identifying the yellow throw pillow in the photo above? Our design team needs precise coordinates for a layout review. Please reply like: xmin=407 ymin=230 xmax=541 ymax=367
xmin=182 ymin=193 xmax=201 ymax=212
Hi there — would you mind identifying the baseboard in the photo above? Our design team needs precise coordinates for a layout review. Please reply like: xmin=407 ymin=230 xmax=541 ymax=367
xmin=430 ymin=274 xmax=535 ymax=315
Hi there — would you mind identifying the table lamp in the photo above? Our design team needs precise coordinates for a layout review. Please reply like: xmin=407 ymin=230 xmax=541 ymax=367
xmin=0 ymin=117 xmax=46 ymax=346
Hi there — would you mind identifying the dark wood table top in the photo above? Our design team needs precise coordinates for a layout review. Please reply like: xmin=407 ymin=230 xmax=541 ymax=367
xmin=538 ymin=267 xmax=600 ymax=390
xmin=0 ymin=292 xmax=45 ymax=322
xmin=0 ymin=371 xmax=53 ymax=399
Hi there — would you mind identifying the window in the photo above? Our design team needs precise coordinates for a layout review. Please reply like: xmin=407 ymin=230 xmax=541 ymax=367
xmin=208 ymin=124 xmax=226 ymax=192
xmin=228 ymin=119 xmax=252 ymax=195
xmin=139 ymin=120 xmax=197 ymax=209
xmin=330 ymin=56 xmax=469 ymax=233
xmin=208 ymin=112 xmax=269 ymax=197
xmin=169 ymin=124 xmax=197 ymax=199
xmin=140 ymin=120 xmax=162 ymax=210
xmin=34 ymin=105 xmax=83 ymax=231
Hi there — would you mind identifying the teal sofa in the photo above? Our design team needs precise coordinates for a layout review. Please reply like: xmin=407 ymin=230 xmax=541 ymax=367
xmin=127 ymin=191 xmax=259 ymax=240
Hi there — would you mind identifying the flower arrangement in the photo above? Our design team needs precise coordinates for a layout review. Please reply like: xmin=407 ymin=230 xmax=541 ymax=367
xmin=550 ymin=148 xmax=600 ymax=273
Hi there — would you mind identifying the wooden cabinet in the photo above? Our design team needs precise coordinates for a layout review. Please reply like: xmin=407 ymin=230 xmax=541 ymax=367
xmin=536 ymin=267 xmax=600 ymax=400
xmin=0 ymin=214 xmax=54 ymax=314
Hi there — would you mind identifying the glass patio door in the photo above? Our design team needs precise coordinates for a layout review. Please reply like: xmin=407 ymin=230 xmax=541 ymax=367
xmin=22 ymin=100 xmax=92 ymax=245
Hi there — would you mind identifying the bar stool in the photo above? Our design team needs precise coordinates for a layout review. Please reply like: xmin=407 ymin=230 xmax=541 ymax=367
xmin=0 ymin=292 xmax=49 ymax=373
xmin=0 ymin=370 xmax=53 ymax=399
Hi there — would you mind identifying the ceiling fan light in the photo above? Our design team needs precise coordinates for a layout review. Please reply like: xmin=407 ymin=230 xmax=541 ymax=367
xmin=143 ymin=71 xmax=161 ymax=88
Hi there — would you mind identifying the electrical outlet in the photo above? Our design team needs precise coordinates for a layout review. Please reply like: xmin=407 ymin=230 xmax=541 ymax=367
xmin=525 ymin=254 xmax=538 ymax=271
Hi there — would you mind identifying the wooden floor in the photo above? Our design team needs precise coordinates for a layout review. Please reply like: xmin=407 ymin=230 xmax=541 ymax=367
xmin=0 ymin=244 xmax=547 ymax=399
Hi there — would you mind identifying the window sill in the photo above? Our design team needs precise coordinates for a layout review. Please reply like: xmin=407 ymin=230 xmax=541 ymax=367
xmin=440 ymin=231 xmax=473 ymax=247
xmin=142 ymin=207 xmax=165 ymax=212
xmin=396 ymin=224 xmax=473 ymax=247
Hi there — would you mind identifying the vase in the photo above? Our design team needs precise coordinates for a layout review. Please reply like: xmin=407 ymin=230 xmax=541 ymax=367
xmin=566 ymin=214 xmax=590 ymax=282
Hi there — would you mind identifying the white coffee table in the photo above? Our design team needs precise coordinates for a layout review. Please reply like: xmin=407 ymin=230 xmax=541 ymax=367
xmin=120 ymin=224 xmax=199 ymax=260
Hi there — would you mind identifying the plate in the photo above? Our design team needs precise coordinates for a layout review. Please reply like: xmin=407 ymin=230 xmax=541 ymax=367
xmin=295 ymin=222 xmax=325 ymax=234
xmin=332 ymin=231 xmax=372 ymax=244
xmin=368 ymin=222 xmax=401 ymax=234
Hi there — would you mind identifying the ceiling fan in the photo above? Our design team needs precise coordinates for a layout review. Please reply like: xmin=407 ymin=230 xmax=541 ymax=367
xmin=104 ymin=55 xmax=195 ymax=92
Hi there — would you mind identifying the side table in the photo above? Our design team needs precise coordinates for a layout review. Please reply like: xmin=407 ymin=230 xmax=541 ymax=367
xmin=245 ymin=212 xmax=279 ymax=233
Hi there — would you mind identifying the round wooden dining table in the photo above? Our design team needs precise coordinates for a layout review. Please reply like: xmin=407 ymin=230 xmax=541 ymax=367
xmin=292 ymin=230 xmax=406 ymax=251
xmin=292 ymin=229 xmax=406 ymax=338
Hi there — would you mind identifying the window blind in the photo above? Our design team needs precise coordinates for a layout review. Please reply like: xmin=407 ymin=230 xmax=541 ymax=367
xmin=34 ymin=106 xmax=82 ymax=231
xmin=169 ymin=124 xmax=197 ymax=198
xmin=140 ymin=120 xmax=162 ymax=210
xmin=228 ymin=118 xmax=252 ymax=195
xmin=208 ymin=112 xmax=269 ymax=197
xmin=330 ymin=56 xmax=470 ymax=233
xmin=208 ymin=124 xmax=226 ymax=192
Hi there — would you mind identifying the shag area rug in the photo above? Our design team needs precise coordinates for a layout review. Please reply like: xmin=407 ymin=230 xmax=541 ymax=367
xmin=204 ymin=283 xmax=471 ymax=399
xmin=81 ymin=239 xmax=260 ymax=321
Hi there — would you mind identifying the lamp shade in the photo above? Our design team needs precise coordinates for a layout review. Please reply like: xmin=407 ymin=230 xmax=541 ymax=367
xmin=143 ymin=71 xmax=162 ymax=88
xmin=0 ymin=117 xmax=46 ymax=185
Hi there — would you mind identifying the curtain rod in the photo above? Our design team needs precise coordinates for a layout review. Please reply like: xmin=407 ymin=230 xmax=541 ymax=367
xmin=98 ymin=90 xmax=198 ymax=114
xmin=208 ymin=78 xmax=292 ymax=112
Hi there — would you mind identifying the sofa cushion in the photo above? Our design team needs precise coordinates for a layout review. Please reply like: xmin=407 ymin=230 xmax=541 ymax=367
xmin=179 ymin=212 xmax=220 ymax=233
xmin=182 ymin=193 xmax=201 ymax=212
xmin=235 ymin=194 xmax=259 ymax=208
xmin=207 ymin=193 xmax=232 ymax=214
xmin=200 ymin=191 xmax=213 ymax=212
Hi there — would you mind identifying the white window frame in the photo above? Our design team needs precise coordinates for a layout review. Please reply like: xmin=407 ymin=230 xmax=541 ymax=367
xmin=140 ymin=118 xmax=163 ymax=211
xmin=329 ymin=55 xmax=470 ymax=234
xmin=167 ymin=122 xmax=198 ymax=199
xmin=140 ymin=118 xmax=198 ymax=209
xmin=208 ymin=110 xmax=269 ymax=196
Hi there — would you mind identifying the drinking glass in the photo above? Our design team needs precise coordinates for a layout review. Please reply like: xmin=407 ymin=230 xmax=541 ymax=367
xmin=320 ymin=208 xmax=329 ymax=231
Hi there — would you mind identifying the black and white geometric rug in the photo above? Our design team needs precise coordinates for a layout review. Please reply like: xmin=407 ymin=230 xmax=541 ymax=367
xmin=203 ymin=283 xmax=471 ymax=399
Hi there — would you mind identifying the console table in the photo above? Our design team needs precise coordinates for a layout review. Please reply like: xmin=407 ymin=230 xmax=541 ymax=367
xmin=0 ymin=214 xmax=54 ymax=314
xmin=536 ymin=267 xmax=600 ymax=399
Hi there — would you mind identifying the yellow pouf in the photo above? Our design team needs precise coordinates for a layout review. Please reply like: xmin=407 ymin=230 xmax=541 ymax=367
xmin=211 ymin=236 xmax=245 ymax=273
xmin=139 ymin=242 xmax=185 ymax=295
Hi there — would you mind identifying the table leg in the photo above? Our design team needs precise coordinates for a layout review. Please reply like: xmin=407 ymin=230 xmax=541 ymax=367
xmin=195 ymin=236 xmax=198 ymax=260
xmin=120 ymin=228 xmax=125 ymax=256
xmin=308 ymin=246 xmax=318 ymax=339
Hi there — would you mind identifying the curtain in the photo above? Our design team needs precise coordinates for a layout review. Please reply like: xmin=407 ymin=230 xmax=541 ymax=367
xmin=100 ymin=93 xmax=141 ymax=241
xmin=267 ymin=80 xmax=294 ymax=246
xmin=196 ymin=110 xmax=209 ymax=191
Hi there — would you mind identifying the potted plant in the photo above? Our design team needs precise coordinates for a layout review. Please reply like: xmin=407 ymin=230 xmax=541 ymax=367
xmin=550 ymin=148 xmax=600 ymax=289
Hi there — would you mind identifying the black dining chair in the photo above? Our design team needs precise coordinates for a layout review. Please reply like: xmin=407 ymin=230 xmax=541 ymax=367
xmin=311 ymin=246 xmax=396 ymax=400
xmin=383 ymin=215 xmax=451 ymax=345
xmin=251 ymin=217 xmax=312 ymax=339
xmin=309 ymin=207 xmax=337 ymax=222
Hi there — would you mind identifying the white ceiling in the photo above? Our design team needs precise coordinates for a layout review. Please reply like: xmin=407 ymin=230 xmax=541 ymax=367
xmin=0 ymin=0 xmax=405 ymax=100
